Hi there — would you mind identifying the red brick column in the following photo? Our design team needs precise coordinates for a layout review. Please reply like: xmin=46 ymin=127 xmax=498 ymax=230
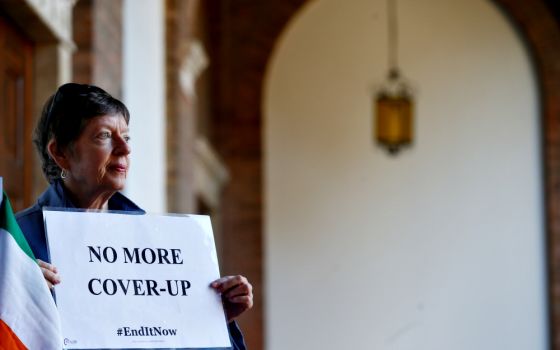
xmin=165 ymin=0 xmax=199 ymax=214
xmin=72 ymin=0 xmax=123 ymax=98
xmin=205 ymin=1 xmax=308 ymax=349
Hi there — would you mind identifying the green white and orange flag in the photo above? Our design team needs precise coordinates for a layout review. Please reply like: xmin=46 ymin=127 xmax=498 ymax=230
xmin=0 ymin=178 xmax=62 ymax=349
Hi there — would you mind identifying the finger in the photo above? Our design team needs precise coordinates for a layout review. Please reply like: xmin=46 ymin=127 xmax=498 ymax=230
xmin=211 ymin=275 xmax=248 ymax=293
xmin=217 ymin=275 xmax=248 ymax=288
xmin=223 ymin=283 xmax=252 ymax=300
xmin=43 ymin=272 xmax=55 ymax=290
xmin=37 ymin=259 xmax=58 ymax=273
xmin=228 ymin=295 xmax=254 ymax=307
xmin=43 ymin=270 xmax=60 ymax=284
xmin=210 ymin=276 xmax=232 ymax=289
xmin=41 ymin=267 xmax=61 ymax=285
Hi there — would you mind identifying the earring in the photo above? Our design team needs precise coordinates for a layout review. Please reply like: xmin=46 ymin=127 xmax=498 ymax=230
xmin=61 ymin=169 xmax=68 ymax=179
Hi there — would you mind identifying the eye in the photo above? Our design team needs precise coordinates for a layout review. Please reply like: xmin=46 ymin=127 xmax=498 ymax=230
xmin=97 ymin=131 xmax=111 ymax=139
xmin=123 ymin=135 xmax=131 ymax=143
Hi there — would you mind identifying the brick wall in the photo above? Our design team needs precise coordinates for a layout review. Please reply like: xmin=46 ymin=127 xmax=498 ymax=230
xmin=72 ymin=0 xmax=123 ymax=98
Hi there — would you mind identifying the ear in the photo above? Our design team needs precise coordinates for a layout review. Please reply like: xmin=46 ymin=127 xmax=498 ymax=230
xmin=47 ymin=139 xmax=71 ymax=171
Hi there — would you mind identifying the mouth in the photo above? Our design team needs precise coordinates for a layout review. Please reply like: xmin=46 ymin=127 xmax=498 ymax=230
xmin=109 ymin=164 xmax=128 ymax=173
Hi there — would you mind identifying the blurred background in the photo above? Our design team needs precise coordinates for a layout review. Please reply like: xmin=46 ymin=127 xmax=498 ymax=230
xmin=0 ymin=0 xmax=559 ymax=349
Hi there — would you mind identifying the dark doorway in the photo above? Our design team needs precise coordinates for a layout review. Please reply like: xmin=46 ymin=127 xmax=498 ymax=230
xmin=0 ymin=14 xmax=34 ymax=212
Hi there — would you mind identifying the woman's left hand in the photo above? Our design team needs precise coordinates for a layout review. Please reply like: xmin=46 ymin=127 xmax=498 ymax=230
xmin=211 ymin=275 xmax=253 ymax=322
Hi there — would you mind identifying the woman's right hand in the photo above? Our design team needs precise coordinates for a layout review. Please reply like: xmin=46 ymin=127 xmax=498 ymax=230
xmin=37 ymin=259 xmax=61 ymax=289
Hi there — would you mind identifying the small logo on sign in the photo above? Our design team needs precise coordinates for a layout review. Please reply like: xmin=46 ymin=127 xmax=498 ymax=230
xmin=64 ymin=338 xmax=77 ymax=345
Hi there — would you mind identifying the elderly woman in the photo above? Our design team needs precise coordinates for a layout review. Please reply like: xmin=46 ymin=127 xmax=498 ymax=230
xmin=16 ymin=83 xmax=252 ymax=349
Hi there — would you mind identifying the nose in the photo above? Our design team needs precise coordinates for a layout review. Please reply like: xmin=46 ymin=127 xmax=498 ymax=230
xmin=113 ymin=134 xmax=131 ymax=156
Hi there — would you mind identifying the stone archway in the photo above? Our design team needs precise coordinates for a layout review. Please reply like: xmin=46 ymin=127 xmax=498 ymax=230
xmin=207 ymin=0 xmax=560 ymax=348
xmin=491 ymin=0 xmax=560 ymax=347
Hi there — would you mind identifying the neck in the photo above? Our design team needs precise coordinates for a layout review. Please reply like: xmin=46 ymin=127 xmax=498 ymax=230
xmin=61 ymin=181 xmax=114 ymax=210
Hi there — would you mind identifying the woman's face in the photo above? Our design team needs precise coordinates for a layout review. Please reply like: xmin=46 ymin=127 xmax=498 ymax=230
xmin=65 ymin=114 xmax=130 ymax=195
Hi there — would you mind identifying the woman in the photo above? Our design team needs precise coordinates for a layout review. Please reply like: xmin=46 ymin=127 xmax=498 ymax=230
xmin=16 ymin=83 xmax=252 ymax=349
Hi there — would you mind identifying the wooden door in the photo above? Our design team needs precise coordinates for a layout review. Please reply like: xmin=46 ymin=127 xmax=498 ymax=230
xmin=0 ymin=14 xmax=33 ymax=212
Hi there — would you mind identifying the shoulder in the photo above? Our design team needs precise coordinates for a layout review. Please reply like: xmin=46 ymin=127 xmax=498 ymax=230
xmin=16 ymin=203 xmax=41 ymax=221
xmin=15 ymin=182 xmax=59 ymax=239
xmin=16 ymin=202 xmax=43 ymax=229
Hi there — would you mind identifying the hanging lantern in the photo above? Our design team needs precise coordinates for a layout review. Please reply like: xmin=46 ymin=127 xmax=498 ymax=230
xmin=375 ymin=0 xmax=414 ymax=155
xmin=375 ymin=69 xmax=413 ymax=154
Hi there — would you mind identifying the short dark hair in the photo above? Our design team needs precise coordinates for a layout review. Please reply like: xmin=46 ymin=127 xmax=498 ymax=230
xmin=34 ymin=83 xmax=131 ymax=183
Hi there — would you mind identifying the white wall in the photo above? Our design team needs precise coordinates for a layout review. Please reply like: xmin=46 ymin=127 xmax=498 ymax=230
xmin=264 ymin=0 xmax=546 ymax=349
xmin=122 ymin=0 xmax=166 ymax=213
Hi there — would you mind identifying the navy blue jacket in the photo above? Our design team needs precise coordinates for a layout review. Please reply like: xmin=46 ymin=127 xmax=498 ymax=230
xmin=16 ymin=180 xmax=246 ymax=350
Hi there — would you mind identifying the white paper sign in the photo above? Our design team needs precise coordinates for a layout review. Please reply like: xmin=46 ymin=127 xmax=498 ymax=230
xmin=43 ymin=210 xmax=231 ymax=349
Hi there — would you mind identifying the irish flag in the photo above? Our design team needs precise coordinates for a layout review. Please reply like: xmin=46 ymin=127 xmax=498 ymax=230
xmin=0 ymin=178 xmax=62 ymax=349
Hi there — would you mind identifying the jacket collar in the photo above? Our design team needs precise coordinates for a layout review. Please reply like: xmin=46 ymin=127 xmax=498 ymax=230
xmin=37 ymin=180 xmax=144 ymax=213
